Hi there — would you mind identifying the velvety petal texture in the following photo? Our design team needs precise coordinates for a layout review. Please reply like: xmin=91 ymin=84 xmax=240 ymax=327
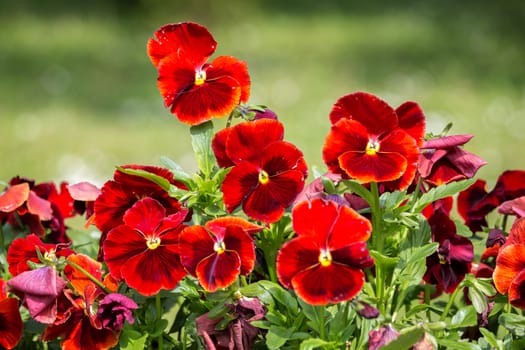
xmin=179 ymin=217 xmax=263 ymax=292
xmin=148 ymin=22 xmax=250 ymax=125
xmin=219 ymin=119 xmax=308 ymax=223
xmin=102 ymin=197 xmax=188 ymax=296
xmin=276 ymin=198 xmax=373 ymax=305
xmin=323 ymin=92 xmax=422 ymax=190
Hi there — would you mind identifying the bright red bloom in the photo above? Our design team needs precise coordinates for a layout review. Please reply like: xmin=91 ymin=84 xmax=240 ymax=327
xmin=494 ymin=218 xmax=525 ymax=309
xmin=102 ymin=197 xmax=188 ymax=296
xmin=418 ymin=134 xmax=487 ymax=186
xmin=7 ymin=233 xmax=74 ymax=276
xmin=323 ymin=92 xmax=423 ymax=191
xmin=179 ymin=217 xmax=263 ymax=292
xmin=94 ymin=165 xmax=186 ymax=257
xmin=276 ymin=198 xmax=373 ymax=305
xmin=64 ymin=254 xmax=104 ymax=298
xmin=148 ymin=22 xmax=250 ymax=125
xmin=0 ymin=279 xmax=23 ymax=350
xmin=423 ymin=212 xmax=474 ymax=293
xmin=215 ymin=119 xmax=308 ymax=223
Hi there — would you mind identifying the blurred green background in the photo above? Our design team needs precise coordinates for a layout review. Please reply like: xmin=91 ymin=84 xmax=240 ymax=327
xmin=1 ymin=0 xmax=524 ymax=187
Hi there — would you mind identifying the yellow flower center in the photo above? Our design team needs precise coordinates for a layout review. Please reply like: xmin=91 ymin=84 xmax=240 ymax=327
xmin=195 ymin=70 xmax=206 ymax=86
xmin=214 ymin=240 xmax=226 ymax=254
xmin=44 ymin=249 xmax=57 ymax=262
xmin=318 ymin=249 xmax=332 ymax=267
xmin=258 ymin=170 xmax=270 ymax=185
xmin=146 ymin=237 xmax=161 ymax=250
xmin=365 ymin=139 xmax=380 ymax=155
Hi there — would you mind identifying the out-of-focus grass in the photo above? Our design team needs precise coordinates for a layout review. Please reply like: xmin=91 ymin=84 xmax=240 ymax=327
xmin=1 ymin=1 xmax=524 ymax=187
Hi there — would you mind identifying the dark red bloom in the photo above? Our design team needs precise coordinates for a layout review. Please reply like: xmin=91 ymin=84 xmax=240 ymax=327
xmin=94 ymin=164 xmax=185 ymax=257
xmin=42 ymin=286 xmax=119 ymax=350
xmin=7 ymin=234 xmax=74 ymax=276
xmin=418 ymin=134 xmax=487 ymax=186
xmin=457 ymin=179 xmax=490 ymax=232
xmin=179 ymin=217 xmax=263 ymax=292
xmin=0 ymin=279 xmax=23 ymax=350
xmin=96 ymin=293 xmax=138 ymax=332
xmin=494 ymin=218 xmax=525 ymax=309
xmin=215 ymin=119 xmax=308 ymax=223
xmin=423 ymin=212 xmax=474 ymax=293
xmin=102 ymin=197 xmax=188 ymax=296
xmin=368 ymin=325 xmax=400 ymax=350
xmin=277 ymin=198 xmax=373 ymax=305
xmin=148 ymin=22 xmax=250 ymax=125
xmin=323 ymin=92 xmax=423 ymax=191
xmin=8 ymin=266 xmax=68 ymax=324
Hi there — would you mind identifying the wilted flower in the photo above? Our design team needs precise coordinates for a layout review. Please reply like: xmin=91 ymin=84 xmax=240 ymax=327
xmin=96 ymin=293 xmax=138 ymax=332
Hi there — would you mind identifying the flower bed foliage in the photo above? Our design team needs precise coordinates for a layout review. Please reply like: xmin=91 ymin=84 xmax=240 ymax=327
xmin=1 ymin=21 xmax=525 ymax=350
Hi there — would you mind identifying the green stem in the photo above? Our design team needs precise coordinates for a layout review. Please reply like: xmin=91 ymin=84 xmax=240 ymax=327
xmin=409 ymin=176 xmax=424 ymax=213
xmin=318 ymin=305 xmax=327 ymax=340
xmin=369 ymin=182 xmax=383 ymax=253
xmin=66 ymin=260 xmax=110 ymax=294
xmin=424 ymin=284 xmax=432 ymax=321
xmin=156 ymin=293 xmax=164 ymax=350
xmin=440 ymin=285 xmax=461 ymax=321
xmin=501 ymin=215 xmax=509 ymax=232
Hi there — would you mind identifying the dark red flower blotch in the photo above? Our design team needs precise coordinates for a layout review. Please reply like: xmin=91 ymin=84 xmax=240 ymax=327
xmin=148 ymin=22 xmax=250 ymax=125
xmin=277 ymin=198 xmax=373 ymax=305
xmin=179 ymin=217 xmax=263 ymax=292
xmin=323 ymin=92 xmax=424 ymax=191
xmin=102 ymin=197 xmax=189 ymax=296
xmin=214 ymin=119 xmax=308 ymax=223
xmin=493 ymin=218 xmax=525 ymax=309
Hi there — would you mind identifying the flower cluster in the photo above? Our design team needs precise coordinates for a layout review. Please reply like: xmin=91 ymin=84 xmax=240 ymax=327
xmin=1 ymin=20 xmax=525 ymax=350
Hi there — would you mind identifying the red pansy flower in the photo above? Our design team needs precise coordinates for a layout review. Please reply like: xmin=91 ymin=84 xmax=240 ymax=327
xmin=215 ymin=119 xmax=308 ymax=223
xmin=94 ymin=164 xmax=186 ymax=256
xmin=0 ymin=279 xmax=23 ymax=350
xmin=64 ymin=253 xmax=104 ymax=298
xmin=493 ymin=218 xmax=525 ymax=309
xmin=457 ymin=179 xmax=490 ymax=232
xmin=418 ymin=134 xmax=487 ymax=186
xmin=148 ymin=22 xmax=250 ymax=125
xmin=423 ymin=212 xmax=474 ymax=293
xmin=102 ymin=197 xmax=188 ymax=296
xmin=7 ymin=233 xmax=74 ymax=276
xmin=498 ymin=196 xmax=525 ymax=218
xmin=323 ymin=92 xmax=423 ymax=191
xmin=276 ymin=198 xmax=373 ymax=305
xmin=179 ymin=217 xmax=263 ymax=292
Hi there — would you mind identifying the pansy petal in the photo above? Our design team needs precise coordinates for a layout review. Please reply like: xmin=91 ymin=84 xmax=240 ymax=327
xmin=226 ymin=119 xmax=284 ymax=164
xmin=64 ymin=254 xmax=103 ymax=298
xmin=222 ymin=163 xmax=259 ymax=213
xmin=196 ymin=251 xmax=241 ymax=292
xmin=508 ymin=269 xmax=525 ymax=309
xmin=67 ymin=182 xmax=101 ymax=201
xmin=329 ymin=205 xmax=372 ymax=248
xmin=179 ymin=226 xmax=215 ymax=276
xmin=157 ymin=54 xmax=199 ymax=108
xmin=205 ymin=217 xmax=263 ymax=237
xmin=396 ymin=101 xmax=426 ymax=147
xmin=147 ymin=22 xmax=216 ymax=67
xmin=102 ymin=225 xmax=149 ymax=279
xmin=27 ymin=190 xmax=53 ymax=221
xmin=506 ymin=217 xmax=525 ymax=245
xmin=276 ymin=237 xmax=320 ymax=288
xmin=223 ymin=225 xmax=256 ymax=275
xmin=0 ymin=182 xmax=29 ymax=212
xmin=331 ymin=242 xmax=374 ymax=269
xmin=292 ymin=199 xmax=338 ymax=239
xmin=339 ymin=150 xmax=407 ymax=183
xmin=291 ymin=263 xmax=365 ymax=305
xmin=494 ymin=244 xmax=525 ymax=294
xmin=212 ymin=127 xmax=235 ymax=168
xmin=211 ymin=56 xmax=250 ymax=103
xmin=498 ymin=197 xmax=525 ymax=217
xmin=0 ymin=298 xmax=23 ymax=349
xmin=120 ymin=246 xmax=186 ymax=296
xmin=423 ymin=134 xmax=474 ymax=149
xmin=329 ymin=92 xmax=398 ymax=135
xmin=122 ymin=197 xmax=166 ymax=235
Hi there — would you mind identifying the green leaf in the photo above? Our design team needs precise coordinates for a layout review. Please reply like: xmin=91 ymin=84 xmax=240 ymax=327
xmin=401 ymin=242 xmax=439 ymax=266
xmin=266 ymin=326 xmax=295 ymax=350
xmin=437 ymin=338 xmax=481 ymax=350
xmin=258 ymin=280 xmax=299 ymax=313
xmin=499 ymin=313 xmax=525 ymax=337
xmin=119 ymin=326 xmax=149 ymax=350
xmin=450 ymin=305 xmax=477 ymax=328
xmin=116 ymin=166 xmax=171 ymax=191
xmin=479 ymin=328 xmax=501 ymax=350
xmin=299 ymin=338 xmax=335 ymax=350
xmin=379 ymin=327 xmax=424 ymax=350
xmin=370 ymin=250 xmax=399 ymax=272
xmin=190 ymin=120 xmax=216 ymax=178
xmin=412 ymin=178 xmax=475 ymax=213
xmin=468 ymin=286 xmax=488 ymax=314
xmin=343 ymin=180 xmax=374 ymax=205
